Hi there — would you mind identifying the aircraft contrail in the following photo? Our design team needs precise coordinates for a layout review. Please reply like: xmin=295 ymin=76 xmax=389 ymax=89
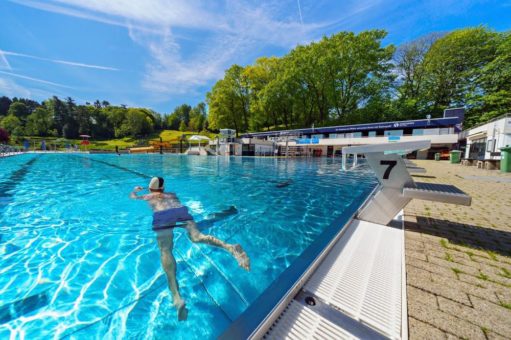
xmin=296 ymin=0 xmax=303 ymax=25
xmin=0 ymin=49 xmax=119 ymax=71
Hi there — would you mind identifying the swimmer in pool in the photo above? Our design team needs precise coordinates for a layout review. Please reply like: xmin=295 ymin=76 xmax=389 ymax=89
xmin=130 ymin=177 xmax=250 ymax=321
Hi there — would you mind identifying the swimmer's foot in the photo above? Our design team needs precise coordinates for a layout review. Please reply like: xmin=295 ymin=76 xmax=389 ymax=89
xmin=174 ymin=297 xmax=188 ymax=321
xmin=230 ymin=244 xmax=250 ymax=271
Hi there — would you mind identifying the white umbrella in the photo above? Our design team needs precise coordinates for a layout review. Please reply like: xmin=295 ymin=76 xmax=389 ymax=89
xmin=188 ymin=135 xmax=211 ymax=148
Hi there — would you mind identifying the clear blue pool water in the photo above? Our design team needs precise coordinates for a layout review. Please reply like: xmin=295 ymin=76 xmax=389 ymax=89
xmin=0 ymin=154 xmax=377 ymax=339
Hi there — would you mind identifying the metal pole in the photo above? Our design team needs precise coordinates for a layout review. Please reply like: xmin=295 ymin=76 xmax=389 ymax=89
xmin=285 ymin=136 xmax=289 ymax=158
xmin=160 ymin=137 xmax=163 ymax=154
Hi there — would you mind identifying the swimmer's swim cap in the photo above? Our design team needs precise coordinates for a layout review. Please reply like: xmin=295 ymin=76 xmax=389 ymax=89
xmin=149 ymin=177 xmax=164 ymax=190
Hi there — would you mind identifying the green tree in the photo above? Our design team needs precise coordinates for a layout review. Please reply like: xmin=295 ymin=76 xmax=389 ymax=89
xmin=45 ymin=96 xmax=68 ymax=136
xmin=91 ymin=106 xmax=113 ymax=138
xmin=243 ymin=57 xmax=284 ymax=130
xmin=322 ymin=30 xmax=395 ymax=122
xmin=0 ymin=115 xmax=22 ymax=134
xmin=394 ymin=33 xmax=441 ymax=101
xmin=189 ymin=102 xmax=207 ymax=131
xmin=7 ymin=102 xmax=30 ymax=121
xmin=118 ymin=108 xmax=154 ymax=137
xmin=173 ymin=104 xmax=192 ymax=127
xmin=179 ymin=120 xmax=187 ymax=132
xmin=469 ymin=32 xmax=511 ymax=125
xmin=422 ymin=27 xmax=499 ymax=116
xmin=104 ymin=106 xmax=128 ymax=138
xmin=75 ymin=105 xmax=92 ymax=136
xmin=207 ymin=65 xmax=250 ymax=134
xmin=25 ymin=107 xmax=54 ymax=136
xmin=166 ymin=113 xmax=181 ymax=130
xmin=0 ymin=96 xmax=12 ymax=117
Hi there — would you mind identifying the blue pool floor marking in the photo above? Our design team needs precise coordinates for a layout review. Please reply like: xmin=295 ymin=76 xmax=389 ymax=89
xmin=0 ymin=156 xmax=39 ymax=200
xmin=0 ymin=290 xmax=50 ymax=325
xmin=70 ymin=155 xmax=245 ymax=320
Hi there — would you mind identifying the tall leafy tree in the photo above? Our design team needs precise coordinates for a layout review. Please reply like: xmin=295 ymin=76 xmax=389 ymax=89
xmin=422 ymin=27 xmax=499 ymax=116
xmin=7 ymin=102 xmax=30 ymax=121
xmin=189 ymin=102 xmax=207 ymax=131
xmin=25 ymin=107 xmax=55 ymax=136
xmin=0 ymin=96 xmax=12 ymax=117
xmin=322 ymin=30 xmax=395 ymax=122
xmin=469 ymin=32 xmax=511 ymax=125
xmin=393 ymin=33 xmax=443 ymax=120
xmin=0 ymin=115 xmax=22 ymax=135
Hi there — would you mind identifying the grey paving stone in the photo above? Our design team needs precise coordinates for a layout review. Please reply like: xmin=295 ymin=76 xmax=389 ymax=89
xmin=408 ymin=269 xmax=471 ymax=306
xmin=430 ymin=272 xmax=501 ymax=305
xmin=408 ymin=301 xmax=486 ymax=340
xmin=408 ymin=317 xmax=446 ymax=340
xmin=407 ymin=249 xmax=429 ymax=262
xmin=428 ymin=255 xmax=481 ymax=276
xmin=438 ymin=295 xmax=511 ymax=337
xmin=486 ymin=330 xmax=511 ymax=340
xmin=404 ymin=160 xmax=511 ymax=339
xmin=408 ymin=285 xmax=438 ymax=309
xmin=408 ymin=257 xmax=459 ymax=280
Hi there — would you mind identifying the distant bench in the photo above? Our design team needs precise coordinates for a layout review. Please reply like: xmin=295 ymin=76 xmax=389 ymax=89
xmin=461 ymin=156 xmax=500 ymax=170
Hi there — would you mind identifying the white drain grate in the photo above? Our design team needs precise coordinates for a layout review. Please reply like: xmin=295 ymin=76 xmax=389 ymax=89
xmin=304 ymin=219 xmax=403 ymax=339
xmin=264 ymin=300 xmax=355 ymax=340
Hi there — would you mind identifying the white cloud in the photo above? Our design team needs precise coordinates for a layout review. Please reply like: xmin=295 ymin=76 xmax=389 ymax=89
xmin=11 ymin=0 xmax=328 ymax=96
xmin=0 ymin=49 xmax=119 ymax=71
xmin=10 ymin=0 xmax=409 ymax=99
xmin=0 ymin=77 xmax=31 ymax=97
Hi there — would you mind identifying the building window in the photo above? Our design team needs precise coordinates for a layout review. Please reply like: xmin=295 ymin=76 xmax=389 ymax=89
xmin=384 ymin=130 xmax=403 ymax=137
xmin=413 ymin=129 xmax=424 ymax=136
xmin=368 ymin=131 xmax=376 ymax=137
xmin=422 ymin=128 xmax=440 ymax=135
xmin=469 ymin=138 xmax=486 ymax=160
xmin=487 ymin=139 xmax=494 ymax=152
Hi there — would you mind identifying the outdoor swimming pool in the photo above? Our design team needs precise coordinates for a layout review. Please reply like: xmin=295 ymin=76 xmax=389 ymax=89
xmin=0 ymin=154 xmax=377 ymax=339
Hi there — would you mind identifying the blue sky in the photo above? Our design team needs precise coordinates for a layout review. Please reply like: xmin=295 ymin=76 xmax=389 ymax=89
xmin=0 ymin=0 xmax=510 ymax=115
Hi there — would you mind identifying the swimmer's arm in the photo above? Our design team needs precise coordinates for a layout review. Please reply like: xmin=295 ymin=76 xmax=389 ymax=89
xmin=130 ymin=186 xmax=149 ymax=200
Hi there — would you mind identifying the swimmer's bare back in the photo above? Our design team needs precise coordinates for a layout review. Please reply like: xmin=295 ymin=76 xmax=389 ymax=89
xmin=131 ymin=187 xmax=182 ymax=212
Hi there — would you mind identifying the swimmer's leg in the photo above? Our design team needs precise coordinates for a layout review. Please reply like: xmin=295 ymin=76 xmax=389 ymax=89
xmin=156 ymin=231 xmax=188 ymax=321
xmin=185 ymin=221 xmax=250 ymax=271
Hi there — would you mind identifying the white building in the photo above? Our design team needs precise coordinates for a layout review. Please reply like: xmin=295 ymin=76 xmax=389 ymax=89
xmin=463 ymin=114 xmax=511 ymax=161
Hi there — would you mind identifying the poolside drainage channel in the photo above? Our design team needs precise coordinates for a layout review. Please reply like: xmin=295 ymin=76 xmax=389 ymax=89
xmin=70 ymin=155 xmax=247 ymax=321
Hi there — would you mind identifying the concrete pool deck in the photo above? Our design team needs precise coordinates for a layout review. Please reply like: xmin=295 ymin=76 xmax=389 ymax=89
xmin=404 ymin=160 xmax=511 ymax=339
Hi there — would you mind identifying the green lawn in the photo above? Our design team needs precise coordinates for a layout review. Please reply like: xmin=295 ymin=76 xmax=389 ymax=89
xmin=11 ymin=130 xmax=218 ymax=151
